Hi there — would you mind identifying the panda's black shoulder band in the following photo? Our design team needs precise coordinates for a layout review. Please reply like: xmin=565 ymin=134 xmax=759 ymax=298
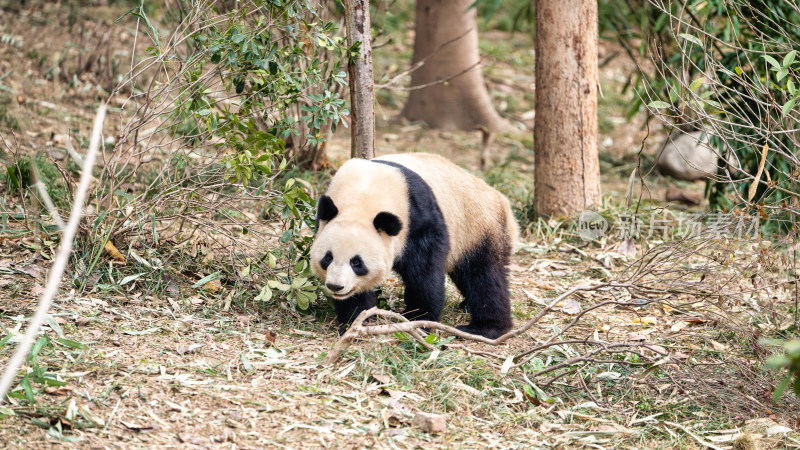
xmin=374 ymin=212 xmax=402 ymax=236
xmin=317 ymin=194 xmax=338 ymax=224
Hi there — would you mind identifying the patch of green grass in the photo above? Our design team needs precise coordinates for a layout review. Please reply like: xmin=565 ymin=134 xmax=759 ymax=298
xmin=0 ymin=93 xmax=20 ymax=131
xmin=479 ymin=38 xmax=515 ymax=61
xmin=25 ymin=49 xmax=48 ymax=68
xmin=6 ymin=152 xmax=70 ymax=210
xmin=0 ymin=311 xmax=92 ymax=440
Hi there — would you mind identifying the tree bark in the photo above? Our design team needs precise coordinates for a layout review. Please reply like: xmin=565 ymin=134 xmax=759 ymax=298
xmin=402 ymin=0 xmax=507 ymax=131
xmin=534 ymin=0 xmax=600 ymax=217
xmin=344 ymin=0 xmax=375 ymax=159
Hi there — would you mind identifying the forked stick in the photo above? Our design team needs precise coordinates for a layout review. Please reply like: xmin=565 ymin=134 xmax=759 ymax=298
xmin=321 ymin=282 xmax=633 ymax=365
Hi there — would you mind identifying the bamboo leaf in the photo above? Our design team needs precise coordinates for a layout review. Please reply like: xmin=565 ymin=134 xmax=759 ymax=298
xmin=21 ymin=377 xmax=34 ymax=404
xmin=626 ymin=167 xmax=637 ymax=208
xmin=119 ymin=273 xmax=143 ymax=286
xmin=46 ymin=316 xmax=65 ymax=340
xmin=193 ymin=272 xmax=220 ymax=288
xmin=647 ymin=100 xmax=671 ymax=110
xmin=28 ymin=336 xmax=49 ymax=361
xmin=57 ymin=338 xmax=88 ymax=350
xmin=678 ymin=33 xmax=703 ymax=46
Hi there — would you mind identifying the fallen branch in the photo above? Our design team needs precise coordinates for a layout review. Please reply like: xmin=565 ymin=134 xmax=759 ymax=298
xmin=321 ymin=282 xmax=634 ymax=365
xmin=0 ymin=105 xmax=106 ymax=403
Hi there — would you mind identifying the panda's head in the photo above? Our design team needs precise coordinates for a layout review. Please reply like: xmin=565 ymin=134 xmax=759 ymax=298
xmin=310 ymin=194 xmax=403 ymax=299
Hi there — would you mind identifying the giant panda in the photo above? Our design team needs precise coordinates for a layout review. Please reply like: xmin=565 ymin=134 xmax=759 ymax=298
xmin=310 ymin=153 xmax=519 ymax=339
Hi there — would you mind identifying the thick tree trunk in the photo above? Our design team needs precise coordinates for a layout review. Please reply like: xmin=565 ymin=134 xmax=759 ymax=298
xmin=534 ymin=0 xmax=600 ymax=217
xmin=402 ymin=0 xmax=507 ymax=131
xmin=345 ymin=0 xmax=375 ymax=159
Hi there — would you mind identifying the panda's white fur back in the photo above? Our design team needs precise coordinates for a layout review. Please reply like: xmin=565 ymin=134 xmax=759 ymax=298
xmin=374 ymin=153 xmax=519 ymax=271
xmin=324 ymin=152 xmax=518 ymax=272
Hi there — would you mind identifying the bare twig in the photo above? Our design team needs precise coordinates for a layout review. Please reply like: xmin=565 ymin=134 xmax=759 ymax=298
xmin=374 ymin=27 xmax=474 ymax=90
xmin=662 ymin=421 xmax=725 ymax=450
xmin=376 ymin=61 xmax=482 ymax=91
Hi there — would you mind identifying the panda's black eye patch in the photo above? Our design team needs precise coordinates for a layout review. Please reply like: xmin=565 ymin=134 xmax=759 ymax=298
xmin=350 ymin=255 xmax=368 ymax=276
xmin=320 ymin=251 xmax=333 ymax=270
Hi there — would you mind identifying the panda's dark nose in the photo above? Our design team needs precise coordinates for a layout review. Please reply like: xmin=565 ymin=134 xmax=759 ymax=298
xmin=326 ymin=283 xmax=345 ymax=292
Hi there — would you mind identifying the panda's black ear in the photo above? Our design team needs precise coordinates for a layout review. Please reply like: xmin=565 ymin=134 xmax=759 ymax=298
xmin=317 ymin=195 xmax=338 ymax=225
xmin=373 ymin=212 xmax=402 ymax=236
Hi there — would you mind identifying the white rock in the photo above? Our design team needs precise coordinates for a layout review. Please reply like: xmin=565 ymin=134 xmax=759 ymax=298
xmin=655 ymin=131 xmax=718 ymax=181
xmin=413 ymin=412 xmax=446 ymax=433
xmin=765 ymin=425 xmax=792 ymax=436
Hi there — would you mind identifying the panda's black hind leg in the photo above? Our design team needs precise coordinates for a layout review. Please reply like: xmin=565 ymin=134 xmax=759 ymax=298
xmin=333 ymin=290 xmax=377 ymax=334
xmin=449 ymin=238 xmax=513 ymax=339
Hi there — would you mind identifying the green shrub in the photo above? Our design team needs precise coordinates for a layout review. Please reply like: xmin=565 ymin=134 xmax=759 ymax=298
xmin=765 ymin=339 xmax=800 ymax=401
xmin=102 ymin=0 xmax=352 ymax=312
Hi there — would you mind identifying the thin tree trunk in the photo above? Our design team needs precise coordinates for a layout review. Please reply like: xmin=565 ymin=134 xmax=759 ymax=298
xmin=534 ymin=0 xmax=600 ymax=217
xmin=402 ymin=0 xmax=508 ymax=131
xmin=344 ymin=0 xmax=375 ymax=159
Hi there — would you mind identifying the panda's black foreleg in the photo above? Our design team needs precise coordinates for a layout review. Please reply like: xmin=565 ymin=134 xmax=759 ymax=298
xmin=393 ymin=226 xmax=448 ymax=323
xmin=333 ymin=290 xmax=377 ymax=335
xmin=449 ymin=239 xmax=513 ymax=339
xmin=400 ymin=265 xmax=446 ymax=322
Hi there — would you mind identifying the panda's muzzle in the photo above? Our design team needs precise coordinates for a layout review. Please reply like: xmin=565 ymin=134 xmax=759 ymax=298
xmin=326 ymin=282 xmax=345 ymax=293
xmin=326 ymin=283 xmax=353 ymax=299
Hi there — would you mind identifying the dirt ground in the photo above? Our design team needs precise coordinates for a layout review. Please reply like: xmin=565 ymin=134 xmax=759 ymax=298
xmin=1 ymin=2 xmax=799 ymax=449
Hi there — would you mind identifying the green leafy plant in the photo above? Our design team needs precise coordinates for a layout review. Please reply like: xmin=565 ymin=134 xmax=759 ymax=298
xmin=765 ymin=339 xmax=800 ymax=401
xmin=96 ymin=1 xmax=352 ymax=312
xmin=254 ymin=177 xmax=320 ymax=310
xmin=0 ymin=317 xmax=86 ymax=409
xmin=168 ymin=4 xmax=350 ymax=174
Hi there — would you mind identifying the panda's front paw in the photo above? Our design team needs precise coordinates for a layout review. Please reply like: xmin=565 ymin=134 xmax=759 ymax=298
xmin=455 ymin=323 xmax=508 ymax=340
